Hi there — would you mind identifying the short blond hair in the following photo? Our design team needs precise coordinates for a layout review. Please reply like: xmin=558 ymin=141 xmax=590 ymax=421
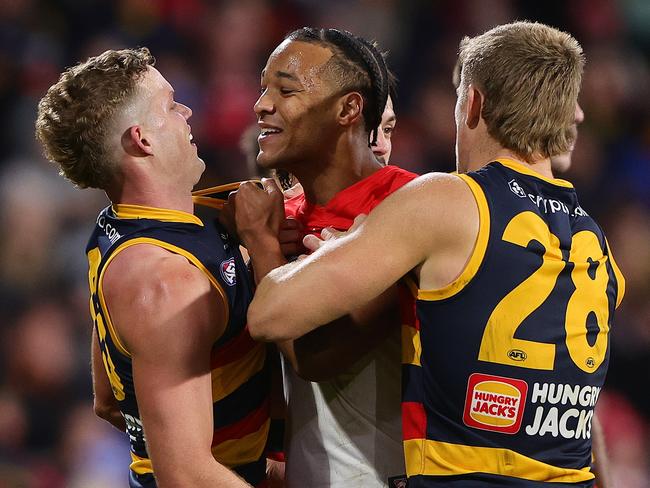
xmin=457 ymin=21 xmax=584 ymax=160
xmin=35 ymin=48 xmax=154 ymax=189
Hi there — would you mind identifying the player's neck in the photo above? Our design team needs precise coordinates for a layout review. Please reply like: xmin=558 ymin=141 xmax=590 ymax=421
xmin=466 ymin=145 xmax=555 ymax=180
xmin=490 ymin=149 xmax=555 ymax=180
xmin=108 ymin=179 xmax=195 ymax=215
xmin=296 ymin=144 xmax=382 ymax=206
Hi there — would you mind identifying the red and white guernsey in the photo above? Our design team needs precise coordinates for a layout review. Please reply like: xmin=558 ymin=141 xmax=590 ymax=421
xmin=283 ymin=165 xmax=418 ymax=488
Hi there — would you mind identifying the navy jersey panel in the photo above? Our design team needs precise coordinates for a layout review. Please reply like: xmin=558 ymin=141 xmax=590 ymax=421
xmin=86 ymin=205 xmax=263 ymax=484
xmin=404 ymin=160 xmax=622 ymax=485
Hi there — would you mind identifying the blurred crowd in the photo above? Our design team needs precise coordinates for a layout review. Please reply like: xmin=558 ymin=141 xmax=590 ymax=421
xmin=0 ymin=0 xmax=648 ymax=487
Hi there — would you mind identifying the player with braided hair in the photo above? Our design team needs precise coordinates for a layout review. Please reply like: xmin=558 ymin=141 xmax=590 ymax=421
xmin=224 ymin=28 xmax=416 ymax=487
xmin=282 ymin=27 xmax=390 ymax=148
xmin=271 ymin=39 xmax=398 ymax=193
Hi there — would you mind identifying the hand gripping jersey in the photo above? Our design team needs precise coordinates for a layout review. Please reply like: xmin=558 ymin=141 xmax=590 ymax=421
xmin=86 ymin=204 xmax=270 ymax=488
xmin=402 ymin=159 xmax=625 ymax=487
xmin=283 ymin=165 xmax=418 ymax=488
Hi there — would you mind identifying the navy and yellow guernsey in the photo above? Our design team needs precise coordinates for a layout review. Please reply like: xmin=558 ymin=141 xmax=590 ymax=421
xmin=86 ymin=204 xmax=269 ymax=488
xmin=402 ymin=159 xmax=625 ymax=487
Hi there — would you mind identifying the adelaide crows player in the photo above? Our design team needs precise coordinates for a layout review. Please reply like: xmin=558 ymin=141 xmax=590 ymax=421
xmin=248 ymin=22 xmax=625 ymax=487
xmin=36 ymin=48 xmax=269 ymax=487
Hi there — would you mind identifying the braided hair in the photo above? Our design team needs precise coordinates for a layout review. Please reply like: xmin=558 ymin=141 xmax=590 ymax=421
xmin=284 ymin=28 xmax=391 ymax=147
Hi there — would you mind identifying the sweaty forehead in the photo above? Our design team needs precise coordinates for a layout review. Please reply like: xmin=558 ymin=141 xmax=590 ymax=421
xmin=264 ymin=40 xmax=334 ymax=83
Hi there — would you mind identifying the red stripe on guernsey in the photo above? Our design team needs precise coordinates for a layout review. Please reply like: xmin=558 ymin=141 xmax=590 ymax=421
xmin=398 ymin=282 xmax=419 ymax=330
xmin=212 ymin=398 xmax=270 ymax=446
xmin=211 ymin=327 xmax=257 ymax=369
xmin=414 ymin=311 xmax=421 ymax=332
xmin=267 ymin=451 xmax=285 ymax=462
xmin=402 ymin=401 xmax=427 ymax=440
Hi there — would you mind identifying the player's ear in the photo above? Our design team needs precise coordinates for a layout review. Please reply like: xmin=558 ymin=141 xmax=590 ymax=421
xmin=465 ymin=84 xmax=483 ymax=130
xmin=122 ymin=125 xmax=153 ymax=157
xmin=337 ymin=92 xmax=363 ymax=128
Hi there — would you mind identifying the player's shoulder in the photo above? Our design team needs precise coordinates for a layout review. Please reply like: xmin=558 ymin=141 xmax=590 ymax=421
xmin=102 ymin=243 xmax=221 ymax=351
xmin=396 ymin=171 xmax=470 ymax=199
xmin=363 ymin=172 xmax=473 ymax=230
xmin=377 ymin=172 xmax=477 ymax=232
xmin=103 ymin=243 xmax=210 ymax=312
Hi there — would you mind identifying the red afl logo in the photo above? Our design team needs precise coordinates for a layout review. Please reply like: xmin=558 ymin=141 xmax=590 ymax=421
xmin=220 ymin=258 xmax=236 ymax=286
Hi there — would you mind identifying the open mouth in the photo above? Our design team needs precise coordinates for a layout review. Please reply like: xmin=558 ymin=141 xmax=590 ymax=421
xmin=259 ymin=128 xmax=282 ymax=139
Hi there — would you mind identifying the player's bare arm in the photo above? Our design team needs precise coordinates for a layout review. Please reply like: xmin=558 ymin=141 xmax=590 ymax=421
xmin=91 ymin=328 xmax=127 ymax=431
xmin=288 ymin=285 xmax=400 ymax=381
xmin=247 ymin=173 xmax=479 ymax=342
xmin=233 ymin=180 xmax=404 ymax=381
xmin=102 ymin=244 xmax=252 ymax=488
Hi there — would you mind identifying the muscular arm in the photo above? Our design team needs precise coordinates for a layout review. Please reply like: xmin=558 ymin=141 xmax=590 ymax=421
xmin=244 ymin=227 xmax=400 ymax=380
xmin=236 ymin=180 xmax=402 ymax=380
xmin=248 ymin=173 xmax=478 ymax=342
xmin=103 ymin=245 xmax=251 ymax=488
xmin=91 ymin=327 xmax=126 ymax=431
xmin=288 ymin=287 xmax=400 ymax=381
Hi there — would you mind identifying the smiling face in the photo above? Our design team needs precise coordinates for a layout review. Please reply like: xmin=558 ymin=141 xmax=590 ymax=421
xmin=137 ymin=66 xmax=204 ymax=186
xmin=254 ymin=40 xmax=341 ymax=170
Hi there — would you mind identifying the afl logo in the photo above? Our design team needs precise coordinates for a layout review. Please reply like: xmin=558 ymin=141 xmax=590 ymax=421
xmin=585 ymin=357 xmax=595 ymax=368
xmin=220 ymin=258 xmax=236 ymax=286
xmin=508 ymin=349 xmax=527 ymax=361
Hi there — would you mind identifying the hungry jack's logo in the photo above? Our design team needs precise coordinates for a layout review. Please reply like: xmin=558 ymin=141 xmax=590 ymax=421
xmin=463 ymin=373 xmax=528 ymax=434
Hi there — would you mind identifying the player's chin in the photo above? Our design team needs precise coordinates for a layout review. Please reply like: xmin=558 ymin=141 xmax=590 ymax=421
xmin=196 ymin=154 xmax=206 ymax=169
xmin=192 ymin=157 xmax=206 ymax=181
xmin=256 ymin=150 xmax=280 ymax=169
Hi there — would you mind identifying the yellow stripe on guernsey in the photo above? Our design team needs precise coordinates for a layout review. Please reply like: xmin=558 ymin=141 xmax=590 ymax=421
xmin=97 ymin=237 xmax=229 ymax=357
xmin=402 ymin=324 xmax=421 ymax=367
xmin=496 ymin=158 xmax=574 ymax=188
xmin=211 ymin=341 xmax=266 ymax=402
xmin=212 ymin=419 xmax=270 ymax=467
xmin=416 ymin=174 xmax=490 ymax=301
xmin=404 ymin=439 xmax=594 ymax=483
xmin=130 ymin=452 xmax=154 ymax=475
xmin=401 ymin=275 xmax=421 ymax=366
xmin=605 ymin=238 xmax=626 ymax=308
xmin=113 ymin=204 xmax=204 ymax=226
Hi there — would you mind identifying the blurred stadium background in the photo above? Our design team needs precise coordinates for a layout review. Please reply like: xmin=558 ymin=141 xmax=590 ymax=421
xmin=0 ymin=0 xmax=648 ymax=486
